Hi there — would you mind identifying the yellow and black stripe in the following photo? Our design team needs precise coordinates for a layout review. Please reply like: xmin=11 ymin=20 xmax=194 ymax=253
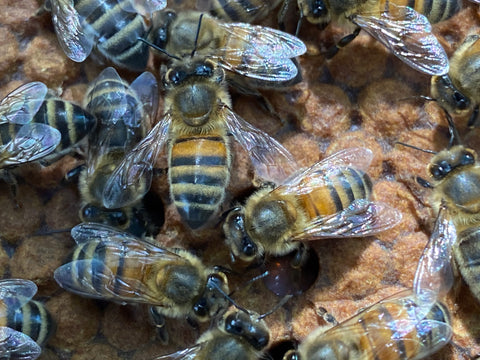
xmin=209 ymin=0 xmax=281 ymax=23
xmin=1 ymin=299 xmax=54 ymax=346
xmin=455 ymin=227 xmax=480 ymax=303
xmin=382 ymin=0 xmax=462 ymax=23
xmin=169 ymin=134 xmax=231 ymax=229
xmin=73 ymin=0 xmax=149 ymax=71
xmin=298 ymin=168 xmax=372 ymax=219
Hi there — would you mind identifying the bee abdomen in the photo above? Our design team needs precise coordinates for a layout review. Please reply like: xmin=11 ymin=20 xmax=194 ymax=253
xmin=388 ymin=0 xmax=462 ymax=23
xmin=170 ymin=136 xmax=230 ymax=229
xmin=301 ymin=168 xmax=372 ymax=218
xmin=33 ymin=100 xmax=96 ymax=151
xmin=209 ymin=0 xmax=276 ymax=23
xmin=455 ymin=227 xmax=480 ymax=302
xmin=6 ymin=300 xmax=54 ymax=346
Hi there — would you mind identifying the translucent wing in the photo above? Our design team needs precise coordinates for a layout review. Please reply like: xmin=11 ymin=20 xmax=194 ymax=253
xmin=223 ymin=106 xmax=297 ymax=184
xmin=0 ymin=279 xmax=37 ymax=309
xmin=0 ymin=327 xmax=41 ymax=360
xmin=129 ymin=71 xmax=159 ymax=131
xmin=413 ymin=203 xmax=456 ymax=313
xmin=275 ymin=148 xmax=374 ymax=196
xmin=70 ymin=222 xmax=141 ymax=245
xmin=154 ymin=344 xmax=203 ymax=360
xmin=49 ymin=0 xmax=97 ymax=62
xmin=102 ymin=114 xmax=172 ymax=209
xmin=212 ymin=22 xmax=306 ymax=81
xmin=0 ymin=82 xmax=47 ymax=125
xmin=291 ymin=199 xmax=401 ymax=240
xmin=120 ymin=0 xmax=167 ymax=15
xmin=0 ymin=123 xmax=61 ymax=168
xmin=196 ymin=0 xmax=271 ymax=20
xmin=352 ymin=6 xmax=449 ymax=75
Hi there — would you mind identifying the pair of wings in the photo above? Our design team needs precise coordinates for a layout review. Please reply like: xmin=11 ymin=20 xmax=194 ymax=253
xmin=101 ymin=103 xmax=297 ymax=209
xmin=263 ymin=148 xmax=402 ymax=240
xmin=204 ymin=19 xmax=306 ymax=81
xmin=47 ymin=0 xmax=166 ymax=63
xmin=83 ymin=67 xmax=158 ymax=183
xmin=0 ymin=279 xmax=42 ymax=360
xmin=351 ymin=5 xmax=449 ymax=76
xmin=0 ymin=82 xmax=61 ymax=168
xmin=54 ymin=222 xmax=194 ymax=306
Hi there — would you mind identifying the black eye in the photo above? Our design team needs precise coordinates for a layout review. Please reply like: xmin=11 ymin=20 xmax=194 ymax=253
xmin=193 ymin=298 xmax=208 ymax=317
xmin=109 ymin=211 xmax=128 ymax=226
xmin=168 ymin=69 xmax=186 ymax=85
xmin=225 ymin=314 xmax=244 ymax=335
xmin=242 ymin=237 xmax=256 ymax=257
xmin=81 ymin=205 xmax=98 ymax=220
xmin=312 ymin=0 xmax=328 ymax=16
xmin=453 ymin=91 xmax=470 ymax=110
xmin=462 ymin=152 xmax=475 ymax=165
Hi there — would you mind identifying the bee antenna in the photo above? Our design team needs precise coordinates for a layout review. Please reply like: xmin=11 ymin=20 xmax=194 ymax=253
xmin=396 ymin=141 xmax=437 ymax=154
xmin=210 ymin=280 xmax=250 ymax=315
xmin=443 ymin=109 xmax=461 ymax=148
xmin=137 ymin=37 xmax=182 ymax=61
xmin=258 ymin=294 xmax=293 ymax=320
xmin=191 ymin=13 xmax=204 ymax=58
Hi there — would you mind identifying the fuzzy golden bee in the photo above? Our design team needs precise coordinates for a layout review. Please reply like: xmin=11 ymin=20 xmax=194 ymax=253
xmin=77 ymin=67 xmax=158 ymax=236
xmin=148 ymin=9 xmax=306 ymax=92
xmin=155 ymin=309 xmax=270 ymax=360
xmin=103 ymin=57 xmax=296 ymax=229
xmin=431 ymin=34 xmax=480 ymax=127
xmin=43 ymin=0 xmax=166 ymax=71
xmin=54 ymin=222 xmax=230 ymax=323
xmin=0 ymin=82 xmax=95 ymax=171
xmin=0 ymin=279 xmax=55 ymax=360
xmin=283 ymin=204 xmax=456 ymax=360
xmin=223 ymin=147 xmax=401 ymax=265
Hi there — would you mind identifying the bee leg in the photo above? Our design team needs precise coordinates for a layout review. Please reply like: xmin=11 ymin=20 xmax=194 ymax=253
xmin=291 ymin=243 xmax=309 ymax=269
xmin=467 ymin=105 xmax=479 ymax=128
xmin=416 ymin=176 xmax=433 ymax=189
xmin=64 ymin=164 xmax=85 ymax=182
xmin=1 ymin=171 xmax=21 ymax=209
xmin=149 ymin=306 xmax=169 ymax=344
xmin=324 ymin=27 xmax=361 ymax=59
xmin=186 ymin=316 xmax=201 ymax=339
xmin=278 ymin=0 xmax=296 ymax=32
xmin=316 ymin=306 xmax=339 ymax=326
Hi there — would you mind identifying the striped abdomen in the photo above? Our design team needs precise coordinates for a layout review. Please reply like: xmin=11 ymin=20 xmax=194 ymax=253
xmin=169 ymin=134 xmax=231 ymax=229
xmin=455 ymin=227 xmax=480 ymax=303
xmin=0 ymin=299 xmax=54 ymax=346
xmin=382 ymin=0 xmax=462 ymax=23
xmin=298 ymin=167 xmax=372 ymax=220
xmin=357 ymin=300 xmax=451 ymax=360
xmin=73 ymin=0 xmax=149 ymax=71
xmin=0 ymin=99 xmax=95 ymax=152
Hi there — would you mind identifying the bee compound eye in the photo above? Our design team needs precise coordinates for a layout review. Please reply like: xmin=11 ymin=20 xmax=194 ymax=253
xmin=193 ymin=297 xmax=208 ymax=318
xmin=453 ymin=91 xmax=470 ymax=110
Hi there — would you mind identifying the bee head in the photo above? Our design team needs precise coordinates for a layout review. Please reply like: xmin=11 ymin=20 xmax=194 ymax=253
xmin=301 ymin=0 xmax=330 ymax=25
xmin=223 ymin=207 xmax=260 ymax=264
xmin=430 ymin=75 xmax=471 ymax=115
xmin=80 ymin=204 xmax=129 ymax=228
xmin=193 ymin=272 xmax=229 ymax=321
xmin=429 ymin=146 xmax=476 ymax=181
xmin=222 ymin=310 xmax=270 ymax=351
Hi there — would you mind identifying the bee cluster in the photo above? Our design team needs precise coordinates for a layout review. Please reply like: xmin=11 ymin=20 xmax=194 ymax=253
xmin=0 ymin=0 xmax=479 ymax=359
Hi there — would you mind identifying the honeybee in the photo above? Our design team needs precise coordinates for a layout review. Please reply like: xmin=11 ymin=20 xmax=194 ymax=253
xmin=199 ymin=0 xmax=452 ymax=75
xmin=283 ymin=204 xmax=456 ymax=360
xmin=0 ymin=279 xmax=55 ymax=360
xmin=43 ymin=0 xmax=167 ymax=71
xmin=431 ymin=34 xmax=480 ymax=127
xmin=154 ymin=309 xmax=269 ymax=360
xmin=102 ymin=57 xmax=297 ymax=229
xmin=223 ymin=147 xmax=401 ymax=265
xmin=78 ymin=67 xmax=158 ymax=236
xmin=53 ymin=222 xmax=230 ymax=323
xmin=148 ymin=9 xmax=306 ymax=90
xmin=0 ymin=82 xmax=96 ymax=170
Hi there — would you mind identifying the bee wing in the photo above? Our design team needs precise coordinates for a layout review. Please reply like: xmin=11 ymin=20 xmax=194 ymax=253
xmin=102 ymin=114 xmax=172 ymax=209
xmin=223 ymin=106 xmax=298 ymax=183
xmin=0 ymin=82 xmax=48 ymax=125
xmin=129 ymin=71 xmax=159 ymax=131
xmin=275 ymin=148 xmax=374 ymax=195
xmin=154 ymin=343 xmax=203 ymax=360
xmin=0 ymin=327 xmax=41 ymax=360
xmin=291 ymin=199 xmax=401 ymax=240
xmin=413 ymin=204 xmax=456 ymax=311
xmin=70 ymin=222 xmax=139 ymax=245
xmin=0 ymin=279 xmax=37 ymax=309
xmin=120 ymin=0 xmax=167 ymax=15
xmin=352 ymin=5 xmax=449 ymax=75
xmin=0 ymin=123 xmax=61 ymax=167
xmin=49 ymin=0 xmax=96 ymax=62
xmin=212 ymin=22 xmax=306 ymax=81
xmin=196 ymin=0 xmax=267 ymax=16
